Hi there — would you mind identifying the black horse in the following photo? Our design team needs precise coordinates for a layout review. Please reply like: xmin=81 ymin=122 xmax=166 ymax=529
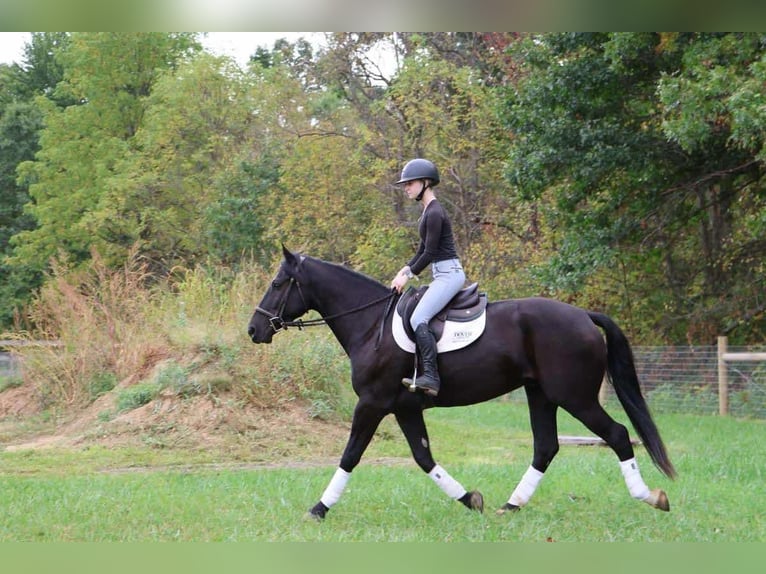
xmin=248 ymin=246 xmax=676 ymax=520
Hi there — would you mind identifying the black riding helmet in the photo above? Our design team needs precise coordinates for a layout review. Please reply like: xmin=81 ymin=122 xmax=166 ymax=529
xmin=395 ymin=158 xmax=440 ymax=186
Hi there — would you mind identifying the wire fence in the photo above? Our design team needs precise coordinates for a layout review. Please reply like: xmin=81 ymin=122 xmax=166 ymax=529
xmin=501 ymin=341 xmax=765 ymax=419
xmin=0 ymin=352 xmax=21 ymax=380
xmin=602 ymin=344 xmax=766 ymax=419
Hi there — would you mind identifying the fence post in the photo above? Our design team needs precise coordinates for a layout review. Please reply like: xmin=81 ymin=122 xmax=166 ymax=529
xmin=717 ymin=336 xmax=729 ymax=416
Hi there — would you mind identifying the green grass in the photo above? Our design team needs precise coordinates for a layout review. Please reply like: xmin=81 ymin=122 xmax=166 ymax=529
xmin=0 ymin=373 xmax=24 ymax=393
xmin=1 ymin=401 xmax=763 ymax=541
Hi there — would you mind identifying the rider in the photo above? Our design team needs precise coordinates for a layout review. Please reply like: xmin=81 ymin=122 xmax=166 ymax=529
xmin=390 ymin=158 xmax=466 ymax=397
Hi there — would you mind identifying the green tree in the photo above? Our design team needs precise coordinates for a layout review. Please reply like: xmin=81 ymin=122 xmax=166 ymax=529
xmin=9 ymin=33 xmax=200 ymax=275
xmin=0 ymin=100 xmax=43 ymax=326
xmin=17 ymin=32 xmax=71 ymax=104
xmin=281 ymin=33 xmax=525 ymax=290
xmin=656 ymin=33 xmax=766 ymax=340
xmin=204 ymin=152 xmax=280 ymax=268
xmin=90 ymin=53 xmax=253 ymax=271
xmin=253 ymin=57 xmax=383 ymax=264
xmin=502 ymin=33 xmax=766 ymax=343
xmin=380 ymin=37 xmax=519 ymax=292
xmin=0 ymin=33 xmax=71 ymax=327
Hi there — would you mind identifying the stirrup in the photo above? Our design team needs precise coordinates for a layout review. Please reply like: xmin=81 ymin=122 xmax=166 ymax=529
xmin=402 ymin=375 xmax=418 ymax=393
xmin=401 ymin=374 xmax=439 ymax=396
xmin=402 ymin=362 xmax=419 ymax=392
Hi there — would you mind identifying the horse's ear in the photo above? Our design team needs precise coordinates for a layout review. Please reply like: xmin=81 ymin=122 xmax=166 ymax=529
xmin=282 ymin=243 xmax=298 ymax=266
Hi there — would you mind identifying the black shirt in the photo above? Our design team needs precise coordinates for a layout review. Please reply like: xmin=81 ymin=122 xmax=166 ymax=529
xmin=407 ymin=200 xmax=459 ymax=276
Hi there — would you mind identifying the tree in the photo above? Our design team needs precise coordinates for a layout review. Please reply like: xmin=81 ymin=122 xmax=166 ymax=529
xmin=18 ymin=32 xmax=71 ymax=104
xmin=502 ymin=33 xmax=766 ymax=342
xmin=381 ymin=38 xmax=518 ymax=291
xmin=9 ymin=33 xmax=200 ymax=275
xmin=250 ymin=54 xmax=386 ymax=265
xmin=0 ymin=33 xmax=71 ymax=327
xmin=90 ymin=53 xmax=255 ymax=272
xmin=656 ymin=33 xmax=766 ymax=340
xmin=273 ymin=33 xmax=525 ymax=289
xmin=204 ymin=151 xmax=280 ymax=268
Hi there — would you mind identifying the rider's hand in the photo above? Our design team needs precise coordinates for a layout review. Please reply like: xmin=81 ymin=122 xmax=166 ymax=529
xmin=390 ymin=267 xmax=412 ymax=293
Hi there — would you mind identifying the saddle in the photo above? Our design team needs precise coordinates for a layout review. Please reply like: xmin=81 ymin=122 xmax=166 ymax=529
xmin=393 ymin=283 xmax=488 ymax=353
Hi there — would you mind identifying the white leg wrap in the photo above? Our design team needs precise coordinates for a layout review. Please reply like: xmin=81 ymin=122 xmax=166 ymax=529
xmin=319 ymin=467 xmax=351 ymax=508
xmin=428 ymin=464 xmax=467 ymax=500
xmin=620 ymin=457 xmax=650 ymax=501
xmin=508 ymin=465 xmax=545 ymax=507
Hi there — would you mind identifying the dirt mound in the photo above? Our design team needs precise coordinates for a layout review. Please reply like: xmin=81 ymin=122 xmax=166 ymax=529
xmin=0 ymin=382 xmax=40 ymax=418
xmin=1 ymin=380 xmax=351 ymax=459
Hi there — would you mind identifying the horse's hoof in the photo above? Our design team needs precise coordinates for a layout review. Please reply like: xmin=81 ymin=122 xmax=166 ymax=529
xmin=495 ymin=502 xmax=521 ymax=516
xmin=644 ymin=489 xmax=670 ymax=512
xmin=306 ymin=501 xmax=328 ymax=520
xmin=467 ymin=490 xmax=484 ymax=513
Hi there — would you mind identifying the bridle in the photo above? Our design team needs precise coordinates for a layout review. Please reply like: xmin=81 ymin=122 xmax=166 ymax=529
xmin=254 ymin=275 xmax=397 ymax=339
xmin=254 ymin=276 xmax=309 ymax=333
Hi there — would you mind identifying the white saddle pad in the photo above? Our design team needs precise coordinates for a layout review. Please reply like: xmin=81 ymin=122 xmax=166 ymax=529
xmin=392 ymin=312 xmax=486 ymax=354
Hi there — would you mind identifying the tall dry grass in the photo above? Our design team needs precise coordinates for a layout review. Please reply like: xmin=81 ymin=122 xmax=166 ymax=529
xmin=9 ymin=249 xmax=169 ymax=407
xmin=4 ymin=249 xmax=353 ymax=418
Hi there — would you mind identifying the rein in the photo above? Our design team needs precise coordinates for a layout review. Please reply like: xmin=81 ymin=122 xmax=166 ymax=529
xmin=255 ymin=278 xmax=397 ymax=345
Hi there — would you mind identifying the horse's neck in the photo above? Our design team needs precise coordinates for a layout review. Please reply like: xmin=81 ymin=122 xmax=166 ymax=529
xmin=310 ymin=262 xmax=388 ymax=352
xmin=312 ymin=263 xmax=386 ymax=313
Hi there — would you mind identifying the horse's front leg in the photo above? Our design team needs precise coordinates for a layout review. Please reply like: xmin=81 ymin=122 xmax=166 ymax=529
xmin=394 ymin=406 xmax=483 ymax=513
xmin=308 ymin=398 xmax=387 ymax=520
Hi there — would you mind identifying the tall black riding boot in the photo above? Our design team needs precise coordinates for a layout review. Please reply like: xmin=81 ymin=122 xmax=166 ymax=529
xmin=413 ymin=323 xmax=441 ymax=396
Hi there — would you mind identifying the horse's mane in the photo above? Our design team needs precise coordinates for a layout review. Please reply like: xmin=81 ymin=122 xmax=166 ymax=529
xmin=305 ymin=256 xmax=390 ymax=296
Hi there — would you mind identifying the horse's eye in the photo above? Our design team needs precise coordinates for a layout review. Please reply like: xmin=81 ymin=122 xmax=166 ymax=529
xmin=272 ymin=280 xmax=281 ymax=289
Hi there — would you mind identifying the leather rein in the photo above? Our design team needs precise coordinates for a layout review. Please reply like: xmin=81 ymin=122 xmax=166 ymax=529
xmin=254 ymin=277 xmax=397 ymax=349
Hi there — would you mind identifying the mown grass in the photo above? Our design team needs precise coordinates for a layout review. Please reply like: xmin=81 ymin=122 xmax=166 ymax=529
xmin=2 ymin=254 xmax=764 ymax=543
xmin=1 ymin=401 xmax=763 ymax=542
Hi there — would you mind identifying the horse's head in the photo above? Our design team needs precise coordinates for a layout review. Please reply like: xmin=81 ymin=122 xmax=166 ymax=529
xmin=248 ymin=245 xmax=310 ymax=344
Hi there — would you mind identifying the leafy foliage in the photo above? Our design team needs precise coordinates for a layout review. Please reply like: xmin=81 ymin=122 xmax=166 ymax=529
xmin=0 ymin=32 xmax=764 ymax=344
xmin=502 ymin=33 xmax=766 ymax=342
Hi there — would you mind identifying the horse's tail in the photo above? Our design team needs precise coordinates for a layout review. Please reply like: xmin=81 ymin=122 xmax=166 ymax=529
xmin=588 ymin=311 xmax=677 ymax=479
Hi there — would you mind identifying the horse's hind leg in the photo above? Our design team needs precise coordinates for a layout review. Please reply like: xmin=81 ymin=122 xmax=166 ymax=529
xmin=497 ymin=382 xmax=559 ymax=515
xmin=563 ymin=401 xmax=669 ymax=511
xmin=394 ymin=407 xmax=484 ymax=512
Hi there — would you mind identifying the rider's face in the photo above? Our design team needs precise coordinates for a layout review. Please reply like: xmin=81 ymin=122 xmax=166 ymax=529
xmin=403 ymin=179 xmax=424 ymax=200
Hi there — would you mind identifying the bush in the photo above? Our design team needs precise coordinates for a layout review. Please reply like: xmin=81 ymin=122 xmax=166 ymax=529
xmin=88 ymin=372 xmax=117 ymax=400
xmin=0 ymin=374 xmax=23 ymax=393
xmin=116 ymin=381 xmax=161 ymax=412
xmin=153 ymin=361 xmax=194 ymax=396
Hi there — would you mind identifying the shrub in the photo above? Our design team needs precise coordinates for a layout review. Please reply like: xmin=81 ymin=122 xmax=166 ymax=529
xmin=116 ymin=381 xmax=161 ymax=412
xmin=0 ymin=374 xmax=24 ymax=393
xmin=88 ymin=372 xmax=117 ymax=400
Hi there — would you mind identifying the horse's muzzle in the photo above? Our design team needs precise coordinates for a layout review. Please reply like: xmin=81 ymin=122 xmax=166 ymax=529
xmin=247 ymin=325 xmax=273 ymax=344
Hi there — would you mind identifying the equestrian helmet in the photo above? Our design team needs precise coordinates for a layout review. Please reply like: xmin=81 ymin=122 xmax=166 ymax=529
xmin=395 ymin=158 xmax=440 ymax=186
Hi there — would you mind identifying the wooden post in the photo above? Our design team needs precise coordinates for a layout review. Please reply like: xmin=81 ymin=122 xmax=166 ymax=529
xmin=717 ymin=336 xmax=729 ymax=416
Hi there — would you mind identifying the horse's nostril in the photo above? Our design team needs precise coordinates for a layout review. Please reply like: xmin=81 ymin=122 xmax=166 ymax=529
xmin=247 ymin=326 xmax=255 ymax=337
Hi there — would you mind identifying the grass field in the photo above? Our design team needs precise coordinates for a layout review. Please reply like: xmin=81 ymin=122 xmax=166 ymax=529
xmin=0 ymin=400 xmax=763 ymax=542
